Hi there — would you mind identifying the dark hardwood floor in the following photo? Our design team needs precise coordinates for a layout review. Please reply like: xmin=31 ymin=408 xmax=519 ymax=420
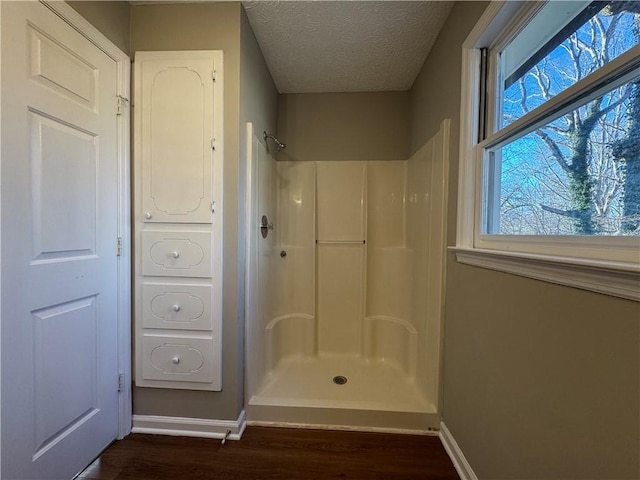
xmin=77 ymin=427 xmax=460 ymax=480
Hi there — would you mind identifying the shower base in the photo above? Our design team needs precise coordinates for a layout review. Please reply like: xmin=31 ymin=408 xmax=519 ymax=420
xmin=247 ymin=354 xmax=439 ymax=433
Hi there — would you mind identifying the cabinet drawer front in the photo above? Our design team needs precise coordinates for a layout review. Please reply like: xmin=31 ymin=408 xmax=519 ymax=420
xmin=141 ymin=335 xmax=214 ymax=383
xmin=142 ymin=231 xmax=212 ymax=278
xmin=143 ymin=284 xmax=212 ymax=330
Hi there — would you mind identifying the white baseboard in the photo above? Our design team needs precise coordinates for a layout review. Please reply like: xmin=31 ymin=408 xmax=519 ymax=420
xmin=439 ymin=421 xmax=478 ymax=480
xmin=132 ymin=410 xmax=247 ymax=441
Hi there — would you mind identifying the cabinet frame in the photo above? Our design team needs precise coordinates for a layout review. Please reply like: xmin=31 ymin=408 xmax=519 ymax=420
xmin=134 ymin=50 xmax=224 ymax=391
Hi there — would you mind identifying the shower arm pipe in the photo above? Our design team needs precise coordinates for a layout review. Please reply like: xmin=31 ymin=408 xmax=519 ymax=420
xmin=263 ymin=131 xmax=287 ymax=151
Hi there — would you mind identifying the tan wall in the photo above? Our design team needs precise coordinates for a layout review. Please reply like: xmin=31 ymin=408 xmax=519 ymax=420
xmin=238 ymin=5 xmax=279 ymax=405
xmin=130 ymin=2 xmax=243 ymax=421
xmin=411 ymin=2 xmax=640 ymax=478
xmin=240 ymin=7 xmax=278 ymax=142
xmin=277 ymin=92 xmax=410 ymax=161
xmin=67 ymin=1 xmax=130 ymax=55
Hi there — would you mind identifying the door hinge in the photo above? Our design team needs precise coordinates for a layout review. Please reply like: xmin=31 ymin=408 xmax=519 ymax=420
xmin=212 ymin=70 xmax=216 ymax=82
xmin=117 ymin=95 xmax=129 ymax=116
xmin=211 ymin=138 xmax=216 ymax=150
xmin=211 ymin=201 xmax=216 ymax=213
xmin=117 ymin=373 xmax=124 ymax=393
xmin=117 ymin=236 xmax=123 ymax=257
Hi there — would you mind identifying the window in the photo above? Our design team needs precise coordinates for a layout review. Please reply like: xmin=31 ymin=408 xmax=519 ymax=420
xmin=456 ymin=1 xmax=640 ymax=300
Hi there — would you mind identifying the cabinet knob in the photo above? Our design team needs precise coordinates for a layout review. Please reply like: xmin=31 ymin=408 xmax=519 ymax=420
xmin=172 ymin=356 xmax=180 ymax=365
xmin=171 ymin=251 xmax=180 ymax=259
xmin=172 ymin=304 xmax=181 ymax=312
xmin=144 ymin=212 xmax=152 ymax=220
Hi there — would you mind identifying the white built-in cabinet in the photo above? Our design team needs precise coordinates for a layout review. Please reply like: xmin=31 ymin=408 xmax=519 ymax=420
xmin=134 ymin=51 xmax=224 ymax=391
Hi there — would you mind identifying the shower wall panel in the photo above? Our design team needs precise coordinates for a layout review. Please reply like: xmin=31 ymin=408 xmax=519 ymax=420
xmin=245 ymin=124 xmax=277 ymax=396
xmin=422 ymin=124 xmax=448 ymax=406
xmin=317 ymin=245 xmax=365 ymax=355
xmin=365 ymin=248 xmax=412 ymax=321
xmin=405 ymin=120 xmax=449 ymax=402
xmin=364 ymin=161 xmax=417 ymax=378
xmin=316 ymin=162 xmax=365 ymax=242
xmin=274 ymin=162 xmax=315 ymax=319
xmin=407 ymin=138 xmax=431 ymax=334
xmin=315 ymin=162 xmax=366 ymax=356
xmin=407 ymin=138 xmax=433 ymax=397
xmin=366 ymin=161 xmax=410 ymax=321
xmin=366 ymin=162 xmax=405 ymax=247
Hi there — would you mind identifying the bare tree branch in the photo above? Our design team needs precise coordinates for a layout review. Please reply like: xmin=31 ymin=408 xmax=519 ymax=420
xmin=535 ymin=129 xmax=571 ymax=173
xmin=540 ymin=205 xmax=582 ymax=219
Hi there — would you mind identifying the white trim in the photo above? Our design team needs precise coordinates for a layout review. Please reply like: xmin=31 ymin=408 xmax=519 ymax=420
xmin=132 ymin=411 xmax=247 ymax=441
xmin=475 ymin=232 xmax=640 ymax=265
xmin=42 ymin=1 xmax=126 ymax=61
xmin=462 ymin=1 xmax=521 ymax=50
xmin=0 ymin=2 xmax=3 ymax=476
xmin=452 ymin=247 xmax=640 ymax=301
xmin=439 ymin=422 xmax=478 ymax=480
xmin=247 ymin=420 xmax=438 ymax=437
xmin=456 ymin=46 xmax=481 ymax=248
xmin=39 ymin=0 xmax=132 ymax=438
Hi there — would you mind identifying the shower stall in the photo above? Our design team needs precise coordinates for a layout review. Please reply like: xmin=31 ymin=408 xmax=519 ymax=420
xmin=245 ymin=121 xmax=450 ymax=432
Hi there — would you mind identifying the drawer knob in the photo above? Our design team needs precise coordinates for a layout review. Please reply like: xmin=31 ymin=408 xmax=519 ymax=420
xmin=171 ymin=251 xmax=180 ymax=259
xmin=172 ymin=304 xmax=181 ymax=312
xmin=172 ymin=356 xmax=181 ymax=365
xmin=144 ymin=212 xmax=152 ymax=220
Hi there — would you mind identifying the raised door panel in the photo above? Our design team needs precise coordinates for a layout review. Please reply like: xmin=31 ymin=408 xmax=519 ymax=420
xmin=28 ymin=25 xmax=97 ymax=111
xmin=29 ymin=111 xmax=98 ymax=262
xmin=140 ymin=58 xmax=214 ymax=224
xmin=142 ymin=283 xmax=212 ymax=331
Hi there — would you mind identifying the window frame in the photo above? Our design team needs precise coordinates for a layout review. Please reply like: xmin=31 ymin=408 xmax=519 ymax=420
xmin=454 ymin=1 xmax=640 ymax=302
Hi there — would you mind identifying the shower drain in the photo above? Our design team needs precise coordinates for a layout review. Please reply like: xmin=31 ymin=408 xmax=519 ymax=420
xmin=332 ymin=375 xmax=348 ymax=385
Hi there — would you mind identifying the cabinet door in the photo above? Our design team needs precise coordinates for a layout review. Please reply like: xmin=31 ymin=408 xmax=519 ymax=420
xmin=139 ymin=56 xmax=214 ymax=224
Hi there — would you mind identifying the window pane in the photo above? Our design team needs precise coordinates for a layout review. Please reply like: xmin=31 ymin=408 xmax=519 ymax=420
xmin=486 ymin=76 xmax=640 ymax=236
xmin=501 ymin=1 xmax=639 ymax=128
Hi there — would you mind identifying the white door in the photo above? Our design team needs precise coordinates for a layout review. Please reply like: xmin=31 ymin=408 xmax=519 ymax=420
xmin=1 ymin=2 xmax=120 ymax=478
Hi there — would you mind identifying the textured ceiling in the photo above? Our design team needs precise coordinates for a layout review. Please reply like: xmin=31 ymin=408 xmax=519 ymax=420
xmin=242 ymin=1 xmax=453 ymax=94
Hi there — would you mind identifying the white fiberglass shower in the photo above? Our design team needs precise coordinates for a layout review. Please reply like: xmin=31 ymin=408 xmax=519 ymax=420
xmin=245 ymin=121 xmax=450 ymax=432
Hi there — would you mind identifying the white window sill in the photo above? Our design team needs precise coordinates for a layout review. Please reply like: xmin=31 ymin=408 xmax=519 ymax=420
xmin=450 ymin=247 xmax=640 ymax=302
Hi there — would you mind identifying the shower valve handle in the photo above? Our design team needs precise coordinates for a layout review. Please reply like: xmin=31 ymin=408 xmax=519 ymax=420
xmin=259 ymin=221 xmax=274 ymax=230
xmin=259 ymin=215 xmax=274 ymax=238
